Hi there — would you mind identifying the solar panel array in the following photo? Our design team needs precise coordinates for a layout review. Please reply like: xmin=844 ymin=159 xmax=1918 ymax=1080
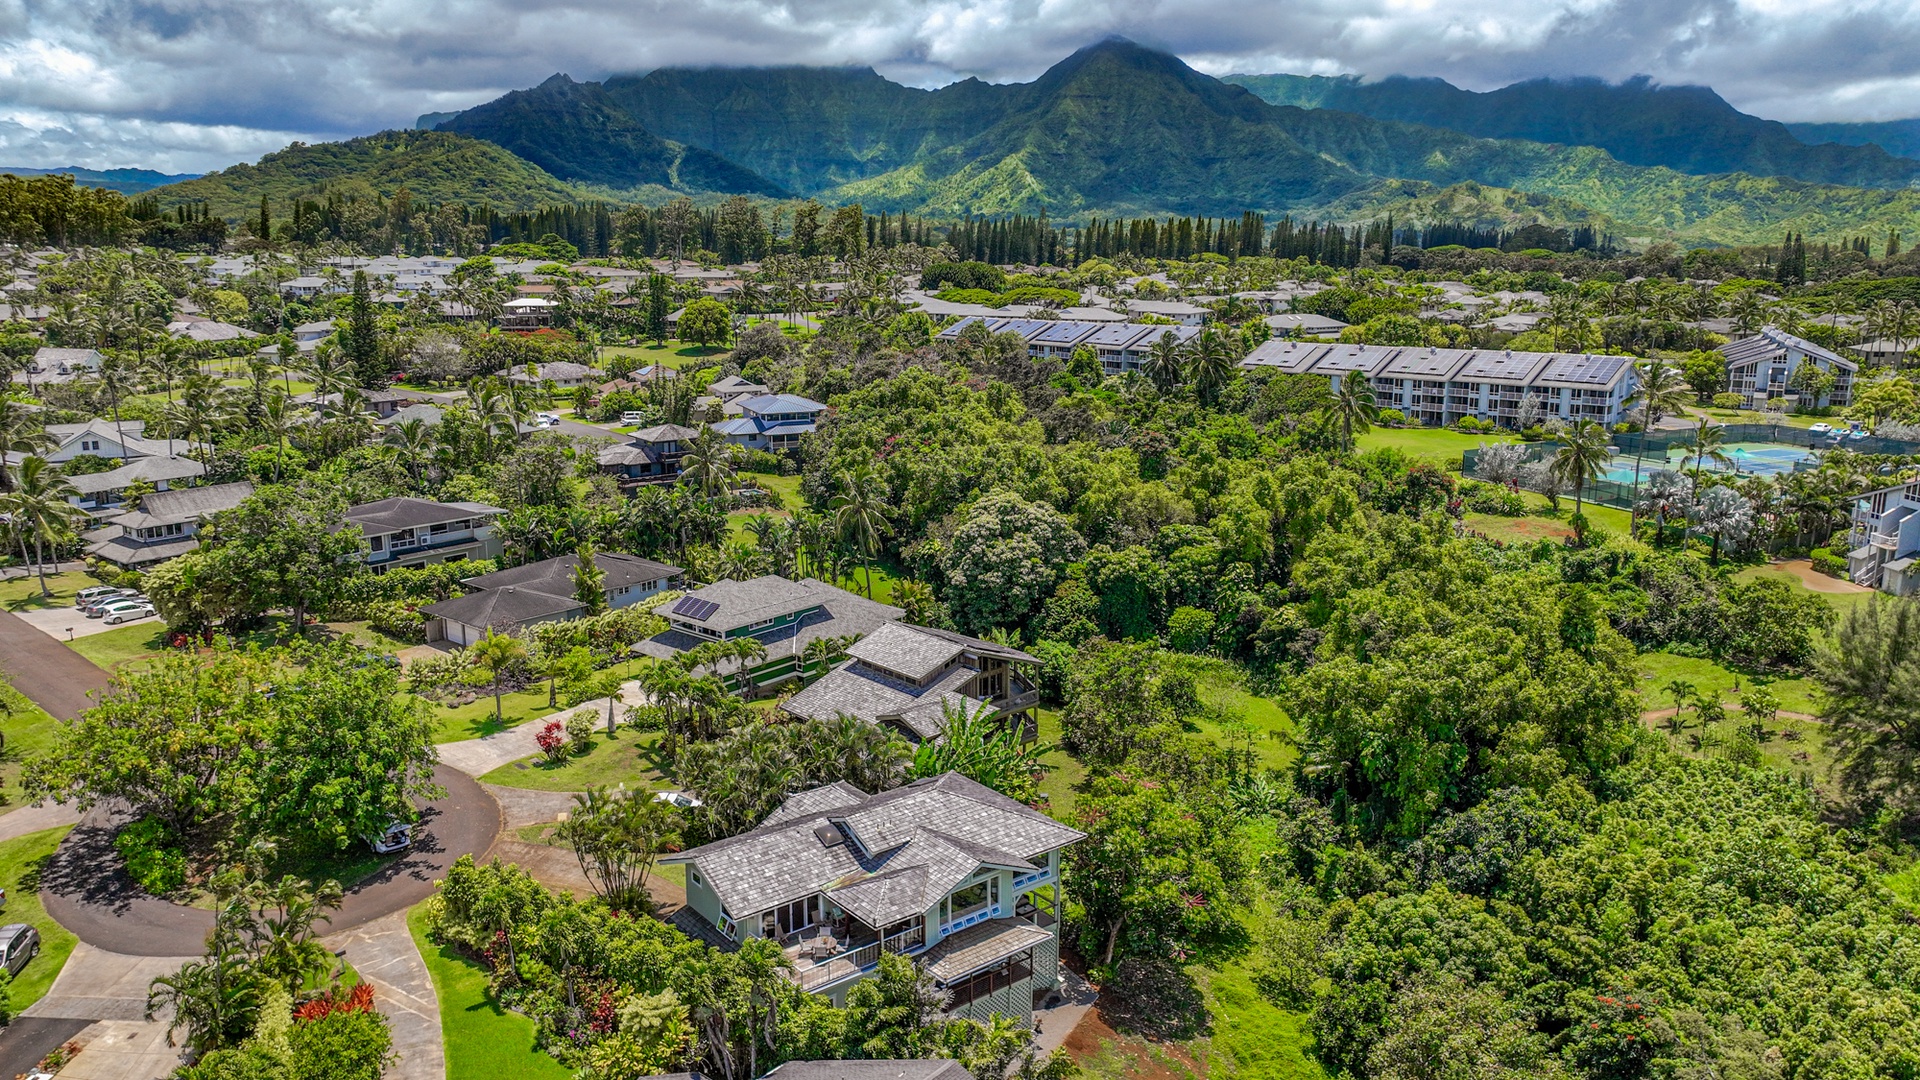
xmin=672 ymin=596 xmax=721 ymax=621
xmin=1536 ymin=354 xmax=1630 ymax=386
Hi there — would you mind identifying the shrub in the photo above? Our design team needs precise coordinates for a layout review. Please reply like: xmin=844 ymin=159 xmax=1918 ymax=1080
xmin=565 ymin=710 xmax=596 ymax=754
xmin=115 ymin=817 xmax=186 ymax=895
xmin=1711 ymin=392 xmax=1746 ymax=410
xmin=536 ymin=721 xmax=569 ymax=763
xmin=1462 ymin=481 xmax=1527 ymax=516
xmin=1810 ymin=547 xmax=1849 ymax=577
xmin=1377 ymin=408 xmax=1407 ymax=427
xmin=1167 ymin=607 xmax=1216 ymax=653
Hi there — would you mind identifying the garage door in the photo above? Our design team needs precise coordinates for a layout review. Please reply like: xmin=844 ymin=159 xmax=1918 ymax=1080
xmin=447 ymin=621 xmax=480 ymax=647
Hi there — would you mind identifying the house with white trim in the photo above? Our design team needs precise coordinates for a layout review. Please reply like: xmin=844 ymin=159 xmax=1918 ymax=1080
xmin=663 ymin=772 xmax=1083 ymax=1020
xmin=342 ymin=497 xmax=505 ymax=571
xmin=1721 ymin=326 xmax=1855 ymax=409
xmin=1846 ymin=480 xmax=1920 ymax=595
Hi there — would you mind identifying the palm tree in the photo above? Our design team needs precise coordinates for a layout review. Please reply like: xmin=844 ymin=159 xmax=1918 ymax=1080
xmin=1691 ymin=485 xmax=1752 ymax=564
xmin=1686 ymin=418 xmax=1733 ymax=494
xmin=1630 ymin=361 xmax=1691 ymax=429
xmin=384 ymin=416 xmax=435 ymax=490
xmin=1142 ymin=331 xmax=1184 ymax=393
xmin=678 ymin=427 xmax=738 ymax=500
xmin=0 ymin=394 xmax=51 ymax=492
xmin=1320 ymin=374 xmax=1379 ymax=452
xmin=0 ymin=456 xmax=82 ymax=595
xmin=1184 ymin=326 xmax=1237 ymax=404
xmin=1729 ymin=289 xmax=1770 ymax=336
xmin=832 ymin=466 xmax=891 ymax=598
xmin=255 ymin=391 xmax=302 ymax=483
xmin=1636 ymin=469 xmax=1691 ymax=544
xmin=467 ymin=629 xmax=528 ymax=724
xmin=1549 ymin=419 xmax=1613 ymax=519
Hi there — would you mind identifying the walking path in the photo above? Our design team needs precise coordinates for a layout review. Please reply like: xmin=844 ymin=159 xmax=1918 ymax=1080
xmin=435 ymin=681 xmax=644 ymax=777
xmin=0 ymin=609 xmax=112 ymax=720
xmin=326 ymin=911 xmax=444 ymax=1080
xmin=0 ymin=799 xmax=81 ymax=841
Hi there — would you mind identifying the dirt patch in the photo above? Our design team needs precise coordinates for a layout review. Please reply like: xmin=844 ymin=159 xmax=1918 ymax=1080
xmin=1463 ymin=513 xmax=1574 ymax=543
xmin=1757 ymin=558 xmax=1873 ymax=596
xmin=1061 ymin=1008 xmax=1200 ymax=1080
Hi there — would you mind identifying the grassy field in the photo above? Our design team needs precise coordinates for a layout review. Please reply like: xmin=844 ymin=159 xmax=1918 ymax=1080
xmin=407 ymin=903 xmax=572 ymax=1080
xmin=1190 ymin=663 xmax=1297 ymax=774
xmin=1034 ymin=707 xmax=1088 ymax=818
xmin=1630 ymin=650 xmax=1820 ymax=715
xmin=67 ymin=623 xmax=171 ymax=671
xmin=0 ymin=699 xmax=62 ymax=816
xmin=0 ymin=826 xmax=78 ymax=1014
xmin=0 ymin=571 xmax=102 ymax=613
xmin=479 ymin=727 xmax=667 ymax=792
xmin=1733 ymin=563 xmax=1877 ymax=616
xmin=600 ymin=342 xmax=724 ymax=371
xmin=1462 ymin=493 xmax=1631 ymax=545
xmin=421 ymin=686 xmax=555 ymax=745
xmin=1355 ymin=426 xmax=1517 ymax=461
xmin=1192 ymin=965 xmax=1328 ymax=1080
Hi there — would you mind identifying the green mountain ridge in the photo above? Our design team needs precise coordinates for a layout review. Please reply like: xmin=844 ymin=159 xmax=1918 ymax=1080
xmin=437 ymin=74 xmax=786 ymax=196
xmin=145 ymin=130 xmax=598 ymax=218
xmin=1221 ymin=72 xmax=1920 ymax=188
xmin=1787 ymin=118 xmax=1920 ymax=162
xmin=0 ymin=165 xmax=200 ymax=194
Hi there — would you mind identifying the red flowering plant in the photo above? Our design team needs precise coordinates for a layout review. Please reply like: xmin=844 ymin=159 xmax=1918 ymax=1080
xmin=1568 ymin=991 xmax=1664 ymax=1080
xmin=292 ymin=982 xmax=376 ymax=1021
xmin=536 ymin=720 xmax=569 ymax=763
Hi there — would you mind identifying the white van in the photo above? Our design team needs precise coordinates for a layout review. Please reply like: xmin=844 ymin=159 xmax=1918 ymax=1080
xmin=620 ymin=411 xmax=646 ymax=425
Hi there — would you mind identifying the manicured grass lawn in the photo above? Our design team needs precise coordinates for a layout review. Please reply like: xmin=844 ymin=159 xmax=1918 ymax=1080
xmin=1631 ymin=650 xmax=1820 ymax=716
xmin=0 ymin=826 xmax=78 ymax=1014
xmin=0 ymin=698 xmax=62 ymax=816
xmin=479 ymin=727 xmax=668 ymax=792
xmin=1355 ymin=426 xmax=1517 ymax=461
xmin=67 ymin=623 xmax=171 ymax=671
xmin=422 ymin=687 xmax=553 ymax=745
xmin=601 ymin=342 xmax=725 ymax=371
xmin=0 ymin=571 xmax=100 ymax=613
xmin=407 ymin=903 xmax=572 ymax=1080
xmin=1462 ymin=495 xmax=1631 ymax=546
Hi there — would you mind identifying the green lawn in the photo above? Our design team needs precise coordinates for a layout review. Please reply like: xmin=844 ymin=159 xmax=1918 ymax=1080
xmin=0 ymin=571 xmax=101 ymax=613
xmin=0 ymin=699 xmax=62 ymax=816
xmin=1733 ymin=564 xmax=1877 ymax=616
xmin=1462 ymin=494 xmax=1631 ymax=545
xmin=67 ymin=623 xmax=171 ymax=671
xmin=1631 ymin=650 xmax=1821 ymax=716
xmin=0 ymin=826 xmax=78 ymax=1013
xmin=407 ymin=903 xmax=572 ymax=1080
xmin=1195 ymin=965 xmax=1328 ymax=1080
xmin=479 ymin=727 xmax=668 ymax=792
xmin=1034 ymin=707 xmax=1087 ymax=819
xmin=600 ymin=342 xmax=726 ymax=371
xmin=1355 ymin=426 xmax=1517 ymax=461
xmin=422 ymin=686 xmax=554 ymax=745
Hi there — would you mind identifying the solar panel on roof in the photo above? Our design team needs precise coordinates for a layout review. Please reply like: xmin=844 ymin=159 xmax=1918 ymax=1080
xmin=672 ymin=596 xmax=720 ymax=621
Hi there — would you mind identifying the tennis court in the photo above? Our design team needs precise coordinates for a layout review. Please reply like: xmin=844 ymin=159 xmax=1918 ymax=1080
xmin=1601 ymin=441 xmax=1815 ymax=483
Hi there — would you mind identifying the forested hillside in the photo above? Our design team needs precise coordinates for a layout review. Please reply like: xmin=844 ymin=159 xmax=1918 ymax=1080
xmin=1223 ymin=72 xmax=1920 ymax=187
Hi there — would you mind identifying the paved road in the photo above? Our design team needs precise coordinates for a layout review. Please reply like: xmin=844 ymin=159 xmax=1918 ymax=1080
xmin=42 ymin=764 xmax=499 ymax=957
xmin=0 ymin=610 xmax=112 ymax=720
xmin=0 ymin=1016 xmax=90 ymax=1077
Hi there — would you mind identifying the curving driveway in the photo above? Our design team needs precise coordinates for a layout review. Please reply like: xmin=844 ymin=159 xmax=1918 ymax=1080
xmin=41 ymin=763 xmax=499 ymax=957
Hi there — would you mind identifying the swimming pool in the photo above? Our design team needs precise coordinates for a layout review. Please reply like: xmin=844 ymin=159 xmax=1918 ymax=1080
xmin=1600 ymin=441 xmax=1817 ymax=484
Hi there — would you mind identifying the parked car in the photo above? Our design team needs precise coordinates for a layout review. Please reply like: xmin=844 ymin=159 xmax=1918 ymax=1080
xmin=536 ymin=412 xmax=561 ymax=428
xmin=0 ymin=924 xmax=40 ymax=976
xmin=77 ymin=589 xmax=137 ymax=614
xmin=75 ymin=585 xmax=127 ymax=604
xmin=1809 ymin=422 xmax=1833 ymax=434
xmin=620 ymin=411 xmax=646 ymax=425
xmin=654 ymin=790 xmax=702 ymax=810
xmin=97 ymin=600 xmax=155 ymax=624
xmin=366 ymin=821 xmax=413 ymax=855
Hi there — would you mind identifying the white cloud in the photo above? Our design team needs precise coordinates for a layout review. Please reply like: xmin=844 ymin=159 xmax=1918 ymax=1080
xmin=0 ymin=0 xmax=1913 ymax=171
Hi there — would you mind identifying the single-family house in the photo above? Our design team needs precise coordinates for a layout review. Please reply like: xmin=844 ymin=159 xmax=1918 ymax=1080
xmin=500 ymin=361 xmax=595 ymax=389
xmin=710 ymin=394 xmax=827 ymax=452
xmin=343 ymin=497 xmax=505 ymax=571
xmin=597 ymin=424 xmax=701 ymax=486
xmin=64 ymin=456 xmax=207 ymax=512
xmin=291 ymin=320 xmax=335 ymax=351
xmin=166 ymin=319 xmax=259 ymax=343
xmin=498 ymin=297 xmax=558 ymax=330
xmin=631 ymin=575 xmax=902 ymax=691
xmin=780 ymin=622 xmax=1040 ymax=744
xmin=664 ymin=773 xmax=1083 ymax=1017
xmin=421 ymin=551 xmax=683 ymax=646
xmin=43 ymin=419 xmax=183 ymax=463
xmin=1846 ymin=480 xmax=1920 ymax=595
xmin=83 ymin=481 xmax=254 ymax=569
xmin=1722 ymin=326 xmax=1856 ymax=409
xmin=12 ymin=347 xmax=102 ymax=388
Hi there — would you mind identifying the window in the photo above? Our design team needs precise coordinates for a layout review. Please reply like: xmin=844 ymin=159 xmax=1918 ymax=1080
xmin=369 ymin=535 xmax=385 ymax=551
xmin=690 ymin=870 xmax=702 ymax=887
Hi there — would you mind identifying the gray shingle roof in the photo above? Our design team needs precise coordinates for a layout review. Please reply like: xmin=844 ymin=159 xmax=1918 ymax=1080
xmin=66 ymin=455 xmax=205 ymax=494
xmin=343 ymin=497 xmax=503 ymax=532
xmin=663 ymin=773 xmax=1081 ymax=921
xmin=663 ymin=576 xmax=897 ymax=634
xmin=780 ymin=661 xmax=980 ymax=740
xmin=842 ymin=623 xmax=964 ymax=683
xmin=919 ymin=918 xmax=1054 ymax=985
xmin=119 ymin=481 xmax=254 ymax=525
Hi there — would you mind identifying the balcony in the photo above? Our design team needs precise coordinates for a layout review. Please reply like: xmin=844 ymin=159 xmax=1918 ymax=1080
xmin=784 ymin=919 xmax=926 ymax=992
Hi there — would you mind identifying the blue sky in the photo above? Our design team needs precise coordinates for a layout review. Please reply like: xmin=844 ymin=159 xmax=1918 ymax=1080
xmin=0 ymin=0 xmax=1914 ymax=173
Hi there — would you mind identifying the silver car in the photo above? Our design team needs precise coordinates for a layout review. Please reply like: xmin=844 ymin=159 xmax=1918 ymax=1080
xmin=0 ymin=924 xmax=39 ymax=976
